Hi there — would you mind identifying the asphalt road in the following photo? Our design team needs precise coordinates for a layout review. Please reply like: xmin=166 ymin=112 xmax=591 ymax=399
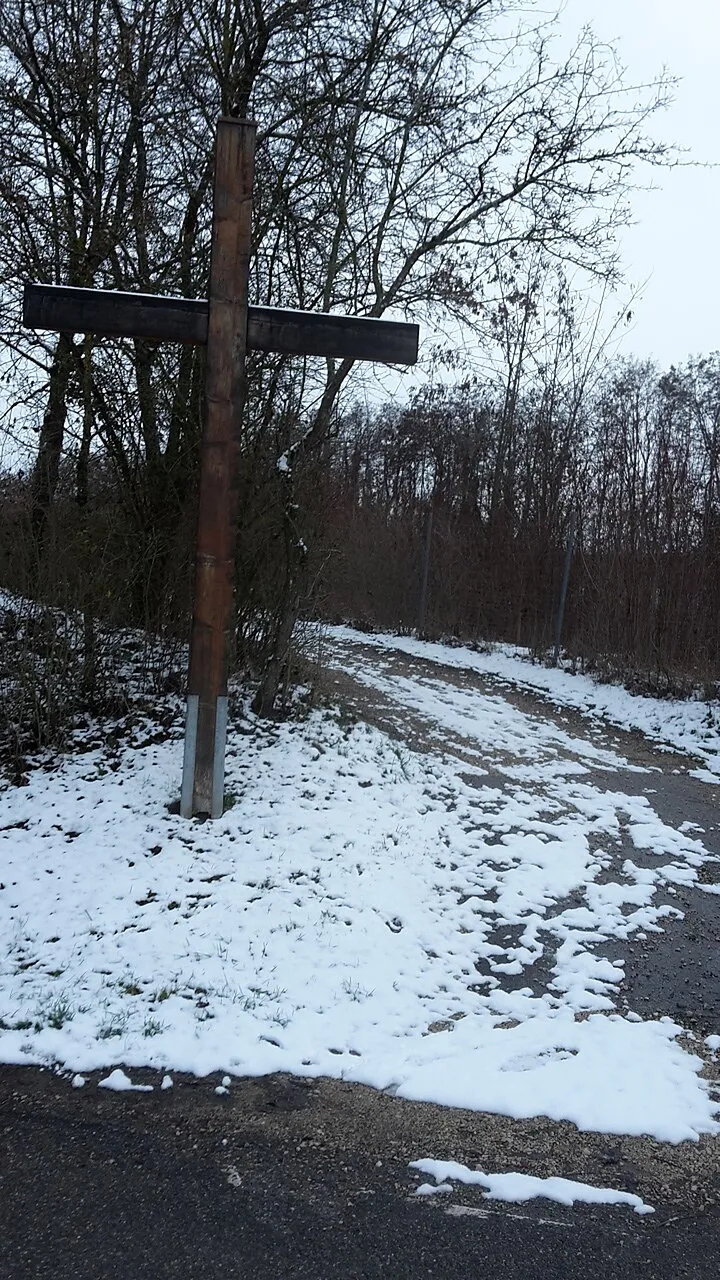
xmin=2 ymin=1066 xmax=720 ymax=1280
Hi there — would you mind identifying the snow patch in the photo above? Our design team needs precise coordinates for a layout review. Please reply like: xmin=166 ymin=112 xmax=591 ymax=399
xmin=98 ymin=1069 xmax=153 ymax=1093
xmin=410 ymin=1159 xmax=655 ymax=1215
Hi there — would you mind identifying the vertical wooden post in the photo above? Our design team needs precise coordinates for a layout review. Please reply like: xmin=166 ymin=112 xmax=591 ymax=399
xmin=181 ymin=118 xmax=256 ymax=818
xmin=418 ymin=504 xmax=433 ymax=637
xmin=552 ymin=507 xmax=577 ymax=667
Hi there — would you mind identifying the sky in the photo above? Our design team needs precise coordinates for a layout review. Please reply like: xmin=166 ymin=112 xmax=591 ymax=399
xmin=561 ymin=0 xmax=720 ymax=367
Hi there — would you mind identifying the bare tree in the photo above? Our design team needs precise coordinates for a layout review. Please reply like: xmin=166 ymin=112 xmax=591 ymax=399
xmin=0 ymin=0 xmax=674 ymax=712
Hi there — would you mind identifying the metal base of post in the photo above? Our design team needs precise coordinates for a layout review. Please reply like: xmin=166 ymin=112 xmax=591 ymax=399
xmin=180 ymin=694 xmax=228 ymax=819
xmin=211 ymin=695 xmax=228 ymax=819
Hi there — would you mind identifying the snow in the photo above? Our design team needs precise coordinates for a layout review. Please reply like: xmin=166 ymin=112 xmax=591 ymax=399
xmin=1 ymin=631 xmax=718 ymax=1143
xmin=98 ymin=1068 xmax=153 ymax=1092
xmin=42 ymin=284 xmax=202 ymax=306
xmin=689 ymin=768 xmax=720 ymax=785
xmin=161 ymin=1074 xmax=173 ymax=1090
xmin=71 ymin=1073 xmax=86 ymax=1088
xmin=325 ymin=626 xmax=720 ymax=778
xmin=410 ymin=1159 xmax=654 ymax=1215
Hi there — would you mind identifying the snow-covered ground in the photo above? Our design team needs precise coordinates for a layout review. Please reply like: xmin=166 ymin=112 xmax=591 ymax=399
xmin=1 ymin=628 xmax=719 ymax=1149
xmin=325 ymin=626 xmax=720 ymax=782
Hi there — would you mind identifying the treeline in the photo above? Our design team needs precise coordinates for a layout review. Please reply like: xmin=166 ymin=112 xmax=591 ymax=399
xmin=0 ymin=0 xmax=679 ymax=752
xmin=318 ymin=353 xmax=720 ymax=690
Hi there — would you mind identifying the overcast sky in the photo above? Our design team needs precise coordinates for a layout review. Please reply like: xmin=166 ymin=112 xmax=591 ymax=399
xmin=561 ymin=0 xmax=720 ymax=367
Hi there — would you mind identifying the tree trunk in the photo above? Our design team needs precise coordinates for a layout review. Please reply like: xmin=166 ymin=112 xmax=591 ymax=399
xmin=31 ymin=332 xmax=75 ymax=550
xmin=252 ymin=461 xmax=309 ymax=717
xmin=251 ymin=585 xmax=302 ymax=718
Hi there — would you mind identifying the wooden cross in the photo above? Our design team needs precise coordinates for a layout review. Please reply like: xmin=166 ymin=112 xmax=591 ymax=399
xmin=23 ymin=118 xmax=419 ymax=819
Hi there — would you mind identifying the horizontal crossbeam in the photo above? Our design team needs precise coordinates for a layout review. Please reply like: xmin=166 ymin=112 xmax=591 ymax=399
xmin=23 ymin=283 xmax=419 ymax=366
